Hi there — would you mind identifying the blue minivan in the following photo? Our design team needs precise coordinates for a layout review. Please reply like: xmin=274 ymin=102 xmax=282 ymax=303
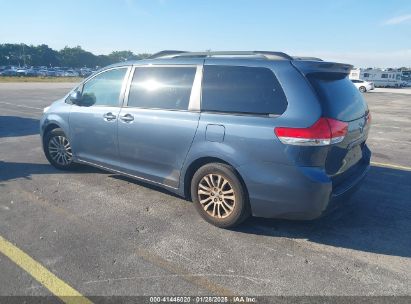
xmin=40 ymin=51 xmax=371 ymax=228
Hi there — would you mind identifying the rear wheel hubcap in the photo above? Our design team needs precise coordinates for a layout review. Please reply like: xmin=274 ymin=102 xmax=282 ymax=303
xmin=197 ymin=174 xmax=236 ymax=219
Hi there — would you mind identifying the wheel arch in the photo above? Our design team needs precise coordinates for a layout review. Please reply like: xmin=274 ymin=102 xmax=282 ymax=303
xmin=183 ymin=156 xmax=249 ymax=202
xmin=43 ymin=123 xmax=61 ymax=135
xmin=42 ymin=123 xmax=61 ymax=146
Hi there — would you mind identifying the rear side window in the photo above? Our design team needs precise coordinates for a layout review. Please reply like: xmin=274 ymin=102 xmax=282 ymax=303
xmin=201 ymin=65 xmax=287 ymax=115
xmin=308 ymin=74 xmax=367 ymax=121
xmin=128 ymin=66 xmax=196 ymax=110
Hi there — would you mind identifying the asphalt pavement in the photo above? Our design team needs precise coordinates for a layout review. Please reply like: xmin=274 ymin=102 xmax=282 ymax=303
xmin=0 ymin=83 xmax=410 ymax=300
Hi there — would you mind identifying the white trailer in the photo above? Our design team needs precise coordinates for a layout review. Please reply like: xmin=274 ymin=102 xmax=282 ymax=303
xmin=349 ymin=68 xmax=402 ymax=87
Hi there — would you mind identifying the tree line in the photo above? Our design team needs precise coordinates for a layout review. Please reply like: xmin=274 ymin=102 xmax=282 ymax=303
xmin=0 ymin=44 xmax=151 ymax=68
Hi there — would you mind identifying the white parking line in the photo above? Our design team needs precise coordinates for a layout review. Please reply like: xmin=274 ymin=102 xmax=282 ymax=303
xmin=371 ymin=161 xmax=411 ymax=172
xmin=1 ymin=107 xmax=41 ymax=117
xmin=0 ymin=101 xmax=43 ymax=110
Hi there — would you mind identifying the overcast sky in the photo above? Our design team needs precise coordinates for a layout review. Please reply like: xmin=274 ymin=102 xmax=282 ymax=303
xmin=1 ymin=0 xmax=410 ymax=67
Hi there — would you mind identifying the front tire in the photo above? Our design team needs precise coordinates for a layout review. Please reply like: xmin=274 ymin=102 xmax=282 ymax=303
xmin=191 ymin=163 xmax=250 ymax=228
xmin=359 ymin=86 xmax=367 ymax=93
xmin=44 ymin=128 xmax=75 ymax=170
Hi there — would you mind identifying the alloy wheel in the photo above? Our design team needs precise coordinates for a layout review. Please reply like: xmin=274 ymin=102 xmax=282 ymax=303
xmin=197 ymin=174 xmax=236 ymax=219
xmin=48 ymin=135 xmax=73 ymax=166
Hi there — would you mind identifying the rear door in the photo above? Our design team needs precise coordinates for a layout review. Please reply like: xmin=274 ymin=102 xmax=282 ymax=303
xmin=116 ymin=64 xmax=202 ymax=188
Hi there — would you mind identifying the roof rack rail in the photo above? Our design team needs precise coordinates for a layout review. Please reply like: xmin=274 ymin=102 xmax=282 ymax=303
xmin=150 ymin=50 xmax=293 ymax=60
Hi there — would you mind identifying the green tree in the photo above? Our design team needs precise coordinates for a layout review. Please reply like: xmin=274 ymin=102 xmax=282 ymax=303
xmin=0 ymin=43 xmax=151 ymax=68
xmin=107 ymin=50 xmax=137 ymax=62
xmin=59 ymin=46 xmax=98 ymax=67
xmin=30 ymin=44 xmax=60 ymax=67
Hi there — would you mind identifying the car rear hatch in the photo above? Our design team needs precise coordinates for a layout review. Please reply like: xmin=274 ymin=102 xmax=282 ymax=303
xmin=290 ymin=61 xmax=371 ymax=187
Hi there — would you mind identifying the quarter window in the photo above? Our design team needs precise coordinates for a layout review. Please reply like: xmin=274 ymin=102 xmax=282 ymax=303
xmin=201 ymin=65 xmax=287 ymax=115
xmin=127 ymin=66 xmax=196 ymax=110
xmin=81 ymin=68 xmax=127 ymax=107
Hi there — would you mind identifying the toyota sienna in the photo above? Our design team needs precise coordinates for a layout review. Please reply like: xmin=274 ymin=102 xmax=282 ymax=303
xmin=40 ymin=51 xmax=371 ymax=228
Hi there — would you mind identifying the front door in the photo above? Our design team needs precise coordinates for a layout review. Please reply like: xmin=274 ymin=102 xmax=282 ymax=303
xmin=69 ymin=67 xmax=129 ymax=167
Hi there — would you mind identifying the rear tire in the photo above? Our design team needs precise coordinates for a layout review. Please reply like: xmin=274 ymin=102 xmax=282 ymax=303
xmin=359 ymin=86 xmax=367 ymax=93
xmin=44 ymin=128 xmax=76 ymax=170
xmin=191 ymin=163 xmax=250 ymax=228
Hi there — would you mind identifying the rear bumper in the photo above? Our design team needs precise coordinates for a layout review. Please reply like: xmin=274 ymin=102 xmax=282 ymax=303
xmin=324 ymin=155 xmax=370 ymax=216
xmin=237 ymin=149 xmax=371 ymax=220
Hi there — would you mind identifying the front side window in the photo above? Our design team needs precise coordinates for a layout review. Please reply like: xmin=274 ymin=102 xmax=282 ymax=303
xmin=80 ymin=68 xmax=127 ymax=107
xmin=201 ymin=65 xmax=287 ymax=115
xmin=127 ymin=66 xmax=196 ymax=110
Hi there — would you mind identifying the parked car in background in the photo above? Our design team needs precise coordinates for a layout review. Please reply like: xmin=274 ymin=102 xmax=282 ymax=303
xmin=0 ymin=65 xmax=98 ymax=78
xmin=351 ymin=79 xmax=374 ymax=93
xmin=54 ymin=70 xmax=66 ymax=77
xmin=16 ymin=68 xmax=28 ymax=76
xmin=37 ymin=69 xmax=49 ymax=77
xmin=0 ymin=69 xmax=18 ymax=76
xmin=25 ymin=68 xmax=37 ymax=76
xmin=16 ymin=68 xmax=37 ymax=76
xmin=79 ymin=68 xmax=93 ymax=77
xmin=40 ymin=50 xmax=371 ymax=228
xmin=64 ymin=70 xmax=80 ymax=77
xmin=46 ymin=70 xmax=57 ymax=77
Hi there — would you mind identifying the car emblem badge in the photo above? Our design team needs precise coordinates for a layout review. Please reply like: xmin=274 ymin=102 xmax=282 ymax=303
xmin=360 ymin=121 xmax=365 ymax=134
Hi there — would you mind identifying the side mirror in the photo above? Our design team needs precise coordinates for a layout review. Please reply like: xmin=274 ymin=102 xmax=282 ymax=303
xmin=69 ymin=91 xmax=82 ymax=105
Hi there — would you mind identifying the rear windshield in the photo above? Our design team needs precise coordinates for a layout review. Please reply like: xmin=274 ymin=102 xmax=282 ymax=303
xmin=308 ymin=73 xmax=368 ymax=121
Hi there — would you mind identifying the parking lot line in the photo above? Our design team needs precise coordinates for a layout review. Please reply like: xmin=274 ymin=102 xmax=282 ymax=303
xmin=0 ymin=235 xmax=92 ymax=304
xmin=371 ymin=161 xmax=411 ymax=172
xmin=0 ymin=101 xmax=43 ymax=110
xmin=1 ymin=107 xmax=41 ymax=118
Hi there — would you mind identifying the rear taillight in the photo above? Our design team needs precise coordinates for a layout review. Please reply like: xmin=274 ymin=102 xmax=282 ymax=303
xmin=274 ymin=117 xmax=348 ymax=146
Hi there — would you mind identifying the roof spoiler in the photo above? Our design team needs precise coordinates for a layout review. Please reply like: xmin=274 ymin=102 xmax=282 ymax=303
xmin=291 ymin=60 xmax=353 ymax=76
xmin=148 ymin=50 xmax=187 ymax=59
xmin=292 ymin=56 xmax=323 ymax=61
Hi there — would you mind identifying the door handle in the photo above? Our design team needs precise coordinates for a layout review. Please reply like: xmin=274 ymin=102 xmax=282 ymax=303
xmin=120 ymin=114 xmax=134 ymax=123
xmin=103 ymin=112 xmax=117 ymax=121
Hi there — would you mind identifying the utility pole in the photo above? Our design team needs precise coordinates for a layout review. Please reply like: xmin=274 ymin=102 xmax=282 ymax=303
xmin=19 ymin=43 xmax=26 ymax=66
xmin=22 ymin=44 xmax=26 ymax=67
